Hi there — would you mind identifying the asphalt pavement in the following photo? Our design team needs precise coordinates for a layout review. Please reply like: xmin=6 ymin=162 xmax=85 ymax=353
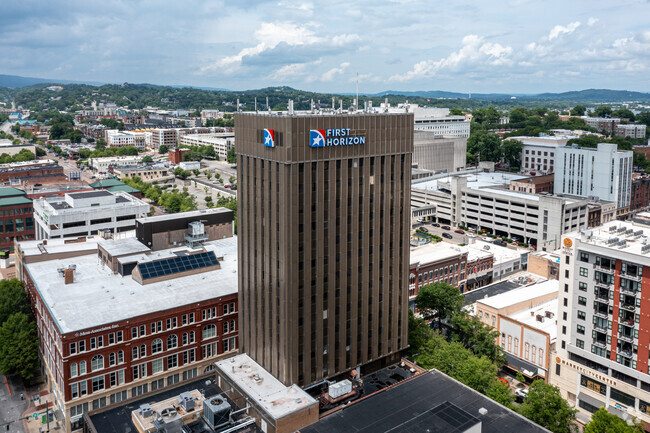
xmin=0 ymin=374 xmax=28 ymax=433
xmin=413 ymin=222 xmax=478 ymax=244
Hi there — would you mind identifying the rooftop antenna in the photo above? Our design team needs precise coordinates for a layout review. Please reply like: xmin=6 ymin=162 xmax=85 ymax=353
xmin=332 ymin=97 xmax=335 ymax=110
xmin=266 ymin=96 xmax=270 ymax=113
xmin=254 ymin=97 xmax=257 ymax=112
xmin=339 ymin=99 xmax=343 ymax=113
xmin=236 ymin=98 xmax=240 ymax=113
xmin=310 ymin=99 xmax=315 ymax=113
xmin=356 ymin=72 xmax=359 ymax=111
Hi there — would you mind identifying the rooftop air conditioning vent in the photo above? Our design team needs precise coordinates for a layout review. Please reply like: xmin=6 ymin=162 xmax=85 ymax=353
xmin=642 ymin=245 xmax=650 ymax=254
xmin=609 ymin=226 xmax=618 ymax=233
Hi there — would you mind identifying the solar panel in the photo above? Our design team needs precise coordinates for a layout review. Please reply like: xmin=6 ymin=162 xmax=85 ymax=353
xmin=137 ymin=251 xmax=219 ymax=280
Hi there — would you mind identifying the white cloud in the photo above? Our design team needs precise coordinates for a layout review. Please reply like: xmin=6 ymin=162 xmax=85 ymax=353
xmin=390 ymin=34 xmax=512 ymax=81
xmin=587 ymin=17 xmax=599 ymax=26
xmin=548 ymin=21 xmax=580 ymax=41
xmin=201 ymin=22 xmax=359 ymax=74
xmin=321 ymin=62 xmax=349 ymax=81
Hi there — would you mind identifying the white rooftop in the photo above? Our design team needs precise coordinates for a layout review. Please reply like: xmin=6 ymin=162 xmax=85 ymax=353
xmin=410 ymin=242 xmax=465 ymax=266
xmin=507 ymin=298 xmax=559 ymax=340
xmin=216 ymin=354 xmax=317 ymax=420
xmin=18 ymin=236 xmax=102 ymax=258
xmin=100 ymin=237 xmax=151 ymax=257
xmin=413 ymin=171 xmax=527 ymax=193
xmin=467 ymin=240 xmax=526 ymax=264
xmin=23 ymin=236 xmax=238 ymax=334
xmin=567 ymin=221 xmax=650 ymax=258
xmin=477 ymin=279 xmax=559 ymax=310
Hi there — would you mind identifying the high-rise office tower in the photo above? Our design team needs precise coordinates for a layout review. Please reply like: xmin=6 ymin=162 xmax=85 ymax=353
xmin=236 ymin=110 xmax=413 ymax=386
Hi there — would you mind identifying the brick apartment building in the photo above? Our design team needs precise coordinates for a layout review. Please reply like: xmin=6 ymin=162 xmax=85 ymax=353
xmin=16 ymin=210 xmax=238 ymax=433
xmin=0 ymin=187 xmax=35 ymax=250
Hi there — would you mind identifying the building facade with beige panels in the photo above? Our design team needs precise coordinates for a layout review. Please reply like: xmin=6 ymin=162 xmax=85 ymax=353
xmin=236 ymin=110 xmax=413 ymax=387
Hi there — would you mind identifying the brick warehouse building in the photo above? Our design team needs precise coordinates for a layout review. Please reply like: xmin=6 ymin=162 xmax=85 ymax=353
xmin=16 ymin=213 xmax=238 ymax=433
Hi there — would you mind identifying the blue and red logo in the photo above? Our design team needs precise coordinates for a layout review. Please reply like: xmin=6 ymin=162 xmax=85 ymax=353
xmin=310 ymin=130 xmax=326 ymax=148
xmin=263 ymin=129 xmax=275 ymax=147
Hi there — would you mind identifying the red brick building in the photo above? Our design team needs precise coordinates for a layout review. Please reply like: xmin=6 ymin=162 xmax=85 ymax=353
xmin=631 ymin=175 xmax=650 ymax=213
xmin=16 ymin=214 xmax=238 ymax=433
xmin=0 ymin=187 xmax=35 ymax=250
xmin=168 ymin=148 xmax=190 ymax=164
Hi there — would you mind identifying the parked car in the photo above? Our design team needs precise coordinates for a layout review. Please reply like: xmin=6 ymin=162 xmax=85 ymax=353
xmin=467 ymin=233 xmax=477 ymax=238
xmin=494 ymin=240 xmax=507 ymax=247
xmin=420 ymin=227 xmax=429 ymax=233
xmin=482 ymin=237 xmax=493 ymax=243
xmin=515 ymin=388 xmax=529 ymax=402
xmin=454 ymin=229 xmax=465 ymax=234
xmin=417 ymin=218 xmax=425 ymax=223
xmin=441 ymin=225 xmax=451 ymax=230
xmin=442 ymin=233 xmax=453 ymax=239
xmin=431 ymin=223 xmax=440 ymax=228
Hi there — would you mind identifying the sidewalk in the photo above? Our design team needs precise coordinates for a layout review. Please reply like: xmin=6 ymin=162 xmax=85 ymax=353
xmin=21 ymin=388 xmax=62 ymax=433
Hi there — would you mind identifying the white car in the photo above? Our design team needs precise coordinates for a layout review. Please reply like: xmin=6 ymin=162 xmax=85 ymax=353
xmin=482 ymin=237 xmax=493 ymax=243
xmin=467 ymin=233 xmax=476 ymax=238
xmin=515 ymin=388 xmax=529 ymax=399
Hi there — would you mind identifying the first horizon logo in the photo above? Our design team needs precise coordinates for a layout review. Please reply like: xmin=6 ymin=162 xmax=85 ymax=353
xmin=310 ymin=128 xmax=366 ymax=148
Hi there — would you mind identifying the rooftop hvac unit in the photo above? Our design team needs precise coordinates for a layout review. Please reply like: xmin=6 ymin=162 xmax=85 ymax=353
xmin=626 ymin=229 xmax=634 ymax=236
xmin=618 ymin=227 xmax=627 ymax=234
xmin=138 ymin=403 xmax=153 ymax=418
xmin=635 ymin=230 xmax=644 ymax=237
xmin=607 ymin=237 xmax=619 ymax=245
xmin=177 ymin=392 xmax=195 ymax=411
xmin=609 ymin=226 xmax=618 ymax=233
xmin=329 ymin=380 xmax=353 ymax=399
xmin=188 ymin=221 xmax=205 ymax=237
xmin=618 ymin=240 xmax=627 ymax=248
xmin=152 ymin=407 xmax=182 ymax=433
xmin=642 ymin=244 xmax=650 ymax=253
xmin=203 ymin=396 xmax=231 ymax=430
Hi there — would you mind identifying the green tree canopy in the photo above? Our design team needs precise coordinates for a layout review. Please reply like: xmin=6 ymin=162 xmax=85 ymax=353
xmin=159 ymin=144 xmax=169 ymax=154
xmin=501 ymin=139 xmax=523 ymax=168
xmin=449 ymin=312 xmax=505 ymax=363
xmin=593 ymin=106 xmax=613 ymax=118
xmin=141 ymin=155 xmax=153 ymax=163
xmin=612 ymin=108 xmax=635 ymax=122
xmin=518 ymin=380 xmax=577 ymax=433
xmin=226 ymin=146 xmax=236 ymax=164
xmin=0 ymin=312 xmax=39 ymax=379
xmin=0 ymin=279 xmax=31 ymax=325
xmin=467 ymin=130 xmax=503 ymax=163
xmin=415 ymin=282 xmax=464 ymax=330
xmin=584 ymin=407 xmax=644 ymax=433
xmin=570 ymin=105 xmax=586 ymax=116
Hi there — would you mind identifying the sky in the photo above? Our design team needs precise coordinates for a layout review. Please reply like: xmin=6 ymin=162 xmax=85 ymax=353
xmin=1 ymin=0 xmax=649 ymax=94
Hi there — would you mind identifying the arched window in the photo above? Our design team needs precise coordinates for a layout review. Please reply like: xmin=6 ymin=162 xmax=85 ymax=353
xmin=70 ymin=363 xmax=78 ymax=378
xmin=167 ymin=334 xmax=177 ymax=350
xmin=91 ymin=355 xmax=104 ymax=371
xmin=79 ymin=360 xmax=87 ymax=375
xmin=203 ymin=324 xmax=217 ymax=340
xmin=152 ymin=338 xmax=163 ymax=354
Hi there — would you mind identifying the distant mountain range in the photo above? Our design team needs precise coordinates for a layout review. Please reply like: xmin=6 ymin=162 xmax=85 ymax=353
xmin=1 ymin=73 xmax=649 ymax=107
xmin=372 ymin=89 xmax=650 ymax=102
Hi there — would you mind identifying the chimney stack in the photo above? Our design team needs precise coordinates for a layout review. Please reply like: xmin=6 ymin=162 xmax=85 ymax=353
xmin=64 ymin=268 xmax=74 ymax=284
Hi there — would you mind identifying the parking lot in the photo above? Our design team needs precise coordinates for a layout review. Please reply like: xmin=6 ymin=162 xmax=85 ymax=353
xmin=412 ymin=221 xmax=524 ymax=249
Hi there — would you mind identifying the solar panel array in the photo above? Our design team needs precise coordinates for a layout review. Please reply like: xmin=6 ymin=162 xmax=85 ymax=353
xmin=137 ymin=251 xmax=219 ymax=280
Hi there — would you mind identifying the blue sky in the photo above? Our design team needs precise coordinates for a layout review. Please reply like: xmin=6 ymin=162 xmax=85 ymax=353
xmin=1 ymin=0 xmax=649 ymax=93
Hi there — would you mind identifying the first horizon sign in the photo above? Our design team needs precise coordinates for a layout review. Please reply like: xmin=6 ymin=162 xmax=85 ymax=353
xmin=310 ymin=128 xmax=366 ymax=148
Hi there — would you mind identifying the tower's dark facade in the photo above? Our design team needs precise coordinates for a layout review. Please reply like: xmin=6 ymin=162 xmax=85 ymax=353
xmin=236 ymin=111 xmax=413 ymax=386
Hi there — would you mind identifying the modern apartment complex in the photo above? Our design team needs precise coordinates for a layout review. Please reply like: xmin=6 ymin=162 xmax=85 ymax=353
xmin=616 ymin=124 xmax=647 ymax=139
xmin=511 ymin=135 xmax=576 ymax=175
xmin=236 ymin=110 xmax=413 ymax=386
xmin=551 ymin=221 xmax=650 ymax=425
xmin=179 ymin=132 xmax=235 ymax=160
xmin=412 ymin=171 xmax=589 ymax=251
xmin=32 ymin=190 xmax=149 ymax=239
xmin=583 ymin=117 xmax=621 ymax=134
xmin=554 ymin=142 xmax=633 ymax=211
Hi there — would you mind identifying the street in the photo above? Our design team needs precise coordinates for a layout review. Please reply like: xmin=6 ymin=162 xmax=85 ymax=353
xmin=413 ymin=222 xmax=476 ymax=245
xmin=0 ymin=374 xmax=27 ymax=433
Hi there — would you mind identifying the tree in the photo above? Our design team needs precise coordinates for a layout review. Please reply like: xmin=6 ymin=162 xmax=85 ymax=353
xmin=173 ymin=167 xmax=189 ymax=179
xmin=570 ymin=105 xmax=586 ymax=116
xmin=486 ymin=379 xmax=514 ymax=408
xmin=204 ymin=195 xmax=212 ymax=203
xmin=584 ymin=407 xmax=644 ymax=433
xmin=415 ymin=282 xmax=464 ymax=330
xmin=467 ymin=130 xmax=502 ymax=162
xmin=193 ymin=169 xmax=200 ymax=177
xmin=509 ymin=107 xmax=529 ymax=125
xmin=449 ymin=312 xmax=504 ymax=363
xmin=501 ymin=139 xmax=523 ymax=168
xmin=0 ymin=313 xmax=39 ymax=379
xmin=206 ymin=172 xmax=212 ymax=180
xmin=594 ymin=106 xmax=613 ymax=118
xmin=518 ymin=380 xmax=577 ymax=433
xmin=95 ymin=138 xmax=107 ymax=150
xmin=449 ymin=108 xmax=464 ymax=116
xmin=407 ymin=310 xmax=433 ymax=356
xmin=0 ymin=279 xmax=31 ymax=325
xmin=141 ymin=155 xmax=153 ymax=163
xmin=228 ymin=176 xmax=236 ymax=184
xmin=612 ymin=108 xmax=635 ymax=121
xmin=226 ymin=146 xmax=236 ymax=164
xmin=159 ymin=145 xmax=169 ymax=154
xmin=637 ymin=112 xmax=650 ymax=128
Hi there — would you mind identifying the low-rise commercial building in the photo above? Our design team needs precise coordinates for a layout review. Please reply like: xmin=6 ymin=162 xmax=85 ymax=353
xmin=412 ymin=171 xmax=589 ymax=251
xmin=0 ymin=141 xmax=37 ymax=157
xmin=509 ymin=174 xmax=554 ymax=194
xmin=179 ymin=132 xmax=235 ymax=160
xmin=528 ymin=250 xmax=560 ymax=280
xmin=111 ymin=165 xmax=170 ymax=182
xmin=33 ymin=190 xmax=149 ymax=240
xmin=475 ymin=280 xmax=558 ymax=381
xmin=89 ymin=156 xmax=142 ymax=173
xmin=0 ymin=160 xmax=64 ymax=184
xmin=17 ymin=232 xmax=239 ymax=433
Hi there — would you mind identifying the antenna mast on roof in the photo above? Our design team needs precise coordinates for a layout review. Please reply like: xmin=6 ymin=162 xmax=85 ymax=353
xmin=254 ymin=97 xmax=257 ymax=112
xmin=356 ymin=72 xmax=359 ymax=111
